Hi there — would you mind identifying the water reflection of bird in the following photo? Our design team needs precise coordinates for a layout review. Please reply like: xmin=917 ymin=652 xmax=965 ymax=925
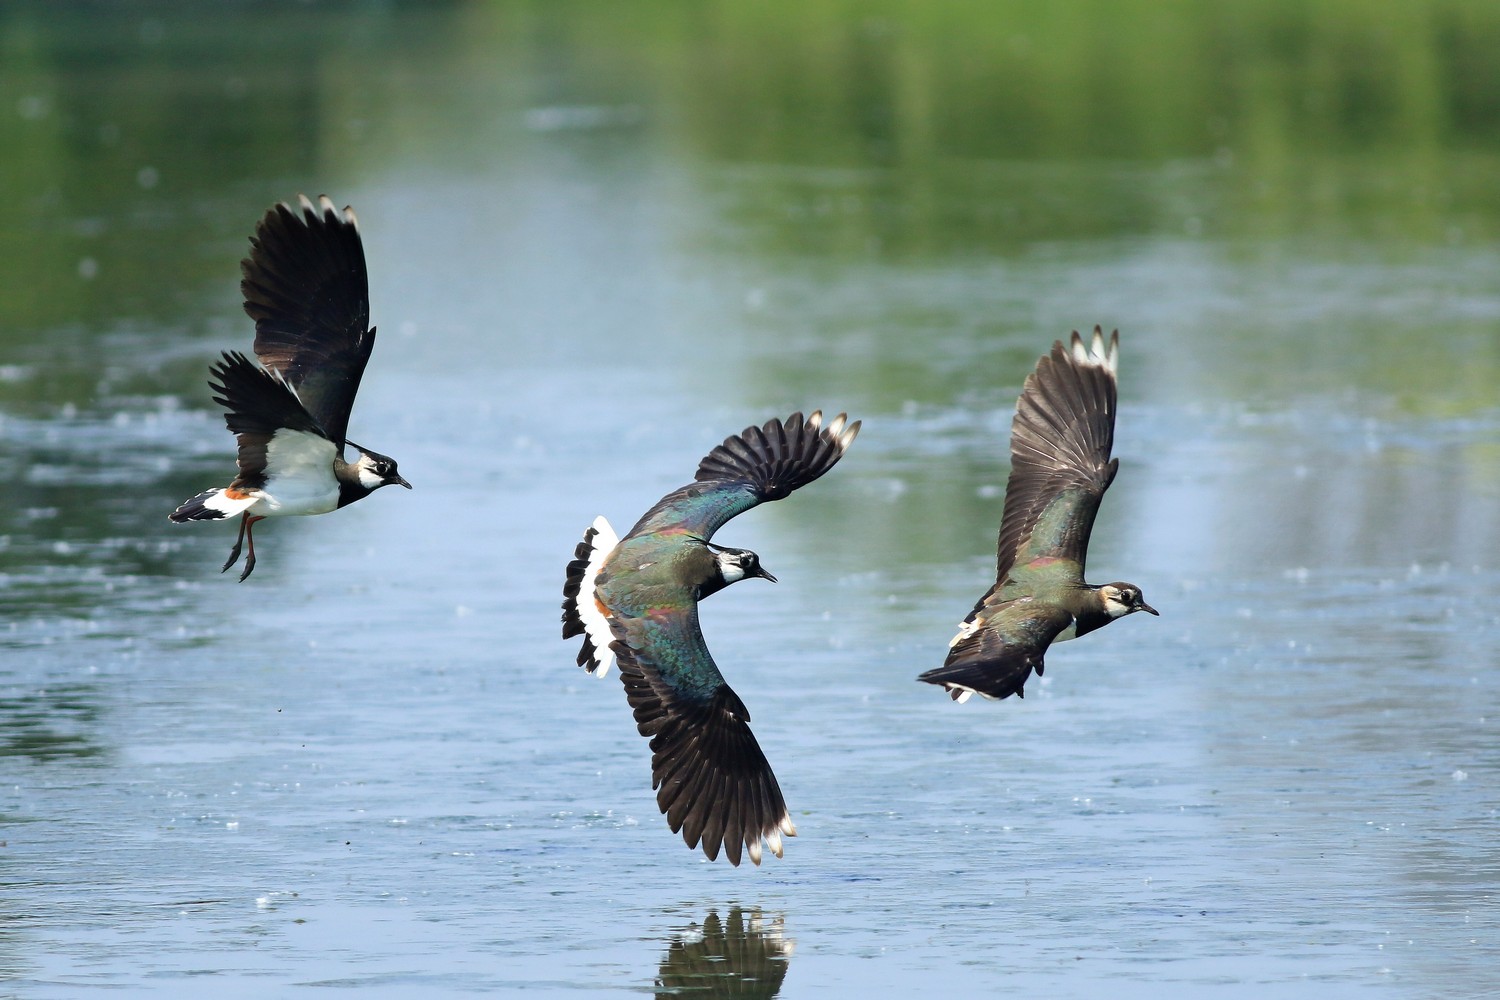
xmin=655 ymin=908 xmax=793 ymax=998
xmin=920 ymin=328 xmax=1157 ymax=702
xmin=169 ymin=196 xmax=410 ymax=580
xmin=564 ymin=411 xmax=859 ymax=864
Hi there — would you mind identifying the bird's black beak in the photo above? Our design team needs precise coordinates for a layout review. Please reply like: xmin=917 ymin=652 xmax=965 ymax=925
xmin=754 ymin=565 xmax=778 ymax=584
xmin=393 ymin=475 xmax=412 ymax=490
xmin=1137 ymin=600 xmax=1159 ymax=616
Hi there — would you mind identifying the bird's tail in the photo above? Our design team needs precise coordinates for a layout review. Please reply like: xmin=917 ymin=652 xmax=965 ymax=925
xmin=693 ymin=410 xmax=861 ymax=500
xmin=916 ymin=637 xmax=1043 ymax=703
xmin=169 ymin=487 xmax=258 ymax=523
xmin=562 ymin=515 xmax=620 ymax=677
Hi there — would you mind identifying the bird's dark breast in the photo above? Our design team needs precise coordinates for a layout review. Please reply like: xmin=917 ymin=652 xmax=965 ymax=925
xmin=1071 ymin=607 xmax=1111 ymax=638
xmin=673 ymin=543 xmax=719 ymax=592
xmin=335 ymin=479 xmax=368 ymax=509
xmin=696 ymin=573 xmax=729 ymax=601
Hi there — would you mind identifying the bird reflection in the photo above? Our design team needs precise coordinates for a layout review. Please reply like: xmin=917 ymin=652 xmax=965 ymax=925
xmin=655 ymin=908 xmax=794 ymax=998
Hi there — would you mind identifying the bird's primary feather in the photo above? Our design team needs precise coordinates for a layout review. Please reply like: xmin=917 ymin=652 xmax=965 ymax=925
xmin=610 ymin=611 xmax=793 ymax=867
xmin=242 ymin=194 xmax=374 ymax=451
xmin=206 ymin=350 xmax=329 ymax=495
xmin=991 ymin=329 xmax=1119 ymax=596
xmin=627 ymin=411 xmax=860 ymax=541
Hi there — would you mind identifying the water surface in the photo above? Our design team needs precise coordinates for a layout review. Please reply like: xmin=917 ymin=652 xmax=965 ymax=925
xmin=2 ymin=3 xmax=1498 ymax=996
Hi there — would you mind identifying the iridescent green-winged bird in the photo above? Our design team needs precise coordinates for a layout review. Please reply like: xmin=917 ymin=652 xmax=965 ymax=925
xmin=563 ymin=411 xmax=860 ymax=865
xmin=918 ymin=328 xmax=1157 ymax=703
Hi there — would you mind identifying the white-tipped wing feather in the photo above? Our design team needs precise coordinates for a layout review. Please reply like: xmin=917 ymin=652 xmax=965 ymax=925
xmin=1070 ymin=326 xmax=1117 ymax=374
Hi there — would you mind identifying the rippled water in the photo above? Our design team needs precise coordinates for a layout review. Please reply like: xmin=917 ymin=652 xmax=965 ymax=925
xmin=3 ymin=4 xmax=1499 ymax=996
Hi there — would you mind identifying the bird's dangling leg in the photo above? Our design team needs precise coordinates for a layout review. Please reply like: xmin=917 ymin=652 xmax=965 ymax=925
xmin=238 ymin=515 xmax=266 ymax=582
xmin=221 ymin=512 xmax=250 ymax=574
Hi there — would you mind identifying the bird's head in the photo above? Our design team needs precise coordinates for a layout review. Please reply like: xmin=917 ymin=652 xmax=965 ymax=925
xmin=709 ymin=544 xmax=777 ymax=587
xmin=1100 ymin=583 xmax=1158 ymax=619
xmin=347 ymin=441 xmax=412 ymax=492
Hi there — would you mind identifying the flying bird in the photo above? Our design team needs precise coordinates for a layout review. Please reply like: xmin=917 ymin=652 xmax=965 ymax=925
xmin=170 ymin=195 xmax=410 ymax=580
xmin=563 ymin=411 xmax=860 ymax=865
xmin=919 ymin=328 xmax=1156 ymax=702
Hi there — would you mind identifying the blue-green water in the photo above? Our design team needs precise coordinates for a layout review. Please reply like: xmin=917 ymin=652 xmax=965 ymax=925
xmin=2 ymin=3 xmax=1498 ymax=996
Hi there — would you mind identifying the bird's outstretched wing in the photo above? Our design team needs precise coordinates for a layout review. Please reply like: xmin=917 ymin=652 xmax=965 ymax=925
xmin=207 ymin=350 xmax=331 ymax=493
xmin=626 ymin=411 xmax=860 ymax=541
xmin=918 ymin=598 xmax=1073 ymax=702
xmin=986 ymin=327 xmax=1120 ymax=601
xmin=241 ymin=194 xmax=374 ymax=449
xmin=609 ymin=610 xmax=795 ymax=866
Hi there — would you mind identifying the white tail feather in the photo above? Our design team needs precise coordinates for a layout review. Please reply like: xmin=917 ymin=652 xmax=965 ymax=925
xmin=577 ymin=515 xmax=620 ymax=677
